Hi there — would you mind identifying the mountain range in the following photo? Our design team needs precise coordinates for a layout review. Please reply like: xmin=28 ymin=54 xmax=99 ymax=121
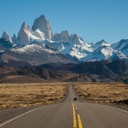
xmin=0 ymin=15 xmax=128 ymax=66
xmin=0 ymin=60 xmax=128 ymax=83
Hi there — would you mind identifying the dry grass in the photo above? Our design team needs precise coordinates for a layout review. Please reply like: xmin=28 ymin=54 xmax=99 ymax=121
xmin=73 ymin=82 xmax=128 ymax=104
xmin=0 ymin=83 xmax=67 ymax=109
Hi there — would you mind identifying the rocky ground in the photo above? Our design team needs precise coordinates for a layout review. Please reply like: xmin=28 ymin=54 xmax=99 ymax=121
xmin=0 ymin=106 xmax=37 ymax=124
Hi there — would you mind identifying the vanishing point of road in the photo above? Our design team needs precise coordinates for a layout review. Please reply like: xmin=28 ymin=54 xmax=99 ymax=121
xmin=0 ymin=85 xmax=128 ymax=128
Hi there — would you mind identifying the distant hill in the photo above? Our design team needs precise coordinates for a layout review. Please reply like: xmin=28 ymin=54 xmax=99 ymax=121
xmin=0 ymin=60 xmax=128 ymax=83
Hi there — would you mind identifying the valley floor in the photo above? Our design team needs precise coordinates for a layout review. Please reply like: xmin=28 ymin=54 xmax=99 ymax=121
xmin=73 ymin=82 xmax=128 ymax=106
xmin=0 ymin=82 xmax=128 ymax=124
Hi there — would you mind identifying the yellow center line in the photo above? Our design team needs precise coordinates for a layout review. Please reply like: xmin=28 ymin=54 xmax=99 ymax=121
xmin=72 ymin=103 xmax=77 ymax=128
xmin=77 ymin=114 xmax=83 ymax=128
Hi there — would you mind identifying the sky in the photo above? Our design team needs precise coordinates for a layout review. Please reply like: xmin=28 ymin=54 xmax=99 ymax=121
xmin=0 ymin=0 xmax=128 ymax=44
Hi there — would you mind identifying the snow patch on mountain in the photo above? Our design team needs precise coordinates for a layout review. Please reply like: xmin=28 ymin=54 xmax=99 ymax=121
xmin=92 ymin=40 xmax=111 ymax=50
xmin=69 ymin=48 xmax=88 ymax=59
xmin=110 ymin=51 xmax=127 ymax=60
xmin=112 ymin=39 xmax=128 ymax=57
xmin=34 ymin=29 xmax=45 ymax=40
xmin=0 ymin=49 xmax=4 ymax=53
xmin=11 ymin=44 xmax=59 ymax=55
xmin=83 ymin=46 xmax=127 ymax=61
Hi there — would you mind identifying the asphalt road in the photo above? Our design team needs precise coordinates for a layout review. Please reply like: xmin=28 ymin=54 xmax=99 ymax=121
xmin=0 ymin=85 xmax=128 ymax=128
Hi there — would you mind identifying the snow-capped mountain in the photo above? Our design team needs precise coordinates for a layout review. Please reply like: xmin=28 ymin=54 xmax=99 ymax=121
xmin=47 ymin=33 xmax=92 ymax=60
xmin=83 ymin=46 xmax=127 ymax=61
xmin=53 ymin=30 xmax=70 ymax=42
xmin=18 ymin=22 xmax=45 ymax=45
xmin=112 ymin=39 xmax=128 ymax=56
xmin=0 ymin=14 xmax=128 ymax=66
xmin=0 ymin=44 xmax=75 ymax=66
xmin=11 ymin=44 xmax=60 ymax=55
xmin=91 ymin=40 xmax=111 ymax=50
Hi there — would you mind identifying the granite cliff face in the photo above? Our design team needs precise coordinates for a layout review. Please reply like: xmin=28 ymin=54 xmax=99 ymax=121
xmin=32 ymin=15 xmax=53 ymax=40
xmin=18 ymin=21 xmax=46 ymax=45
xmin=53 ymin=30 xmax=70 ymax=42
xmin=18 ymin=22 xmax=31 ymax=45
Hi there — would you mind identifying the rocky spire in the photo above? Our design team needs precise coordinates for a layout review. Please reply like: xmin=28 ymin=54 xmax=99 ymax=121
xmin=32 ymin=15 xmax=53 ymax=40
xmin=2 ymin=31 xmax=13 ymax=43
xmin=12 ymin=34 xmax=19 ymax=44
xmin=53 ymin=30 xmax=70 ymax=42
xmin=18 ymin=22 xmax=32 ymax=45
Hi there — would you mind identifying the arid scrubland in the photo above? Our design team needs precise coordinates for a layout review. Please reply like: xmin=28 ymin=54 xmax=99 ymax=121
xmin=0 ymin=83 xmax=67 ymax=109
xmin=0 ymin=82 xmax=128 ymax=110
xmin=73 ymin=82 xmax=128 ymax=104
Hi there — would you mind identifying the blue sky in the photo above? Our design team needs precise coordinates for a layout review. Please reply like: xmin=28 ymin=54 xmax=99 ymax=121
xmin=0 ymin=0 xmax=128 ymax=44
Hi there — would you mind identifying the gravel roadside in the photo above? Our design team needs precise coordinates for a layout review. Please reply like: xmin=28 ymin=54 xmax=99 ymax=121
xmin=0 ymin=106 xmax=38 ymax=124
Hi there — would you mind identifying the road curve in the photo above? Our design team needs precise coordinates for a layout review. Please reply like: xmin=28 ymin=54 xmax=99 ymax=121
xmin=0 ymin=85 xmax=128 ymax=128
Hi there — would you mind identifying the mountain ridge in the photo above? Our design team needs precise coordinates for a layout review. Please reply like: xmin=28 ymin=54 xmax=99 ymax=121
xmin=0 ymin=14 xmax=128 ymax=66
xmin=0 ymin=60 xmax=128 ymax=83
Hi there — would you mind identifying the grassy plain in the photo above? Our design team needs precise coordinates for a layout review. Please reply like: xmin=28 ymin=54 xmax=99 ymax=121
xmin=1 ymin=82 xmax=128 ymax=110
xmin=73 ymin=82 xmax=128 ymax=104
xmin=0 ymin=83 xmax=67 ymax=110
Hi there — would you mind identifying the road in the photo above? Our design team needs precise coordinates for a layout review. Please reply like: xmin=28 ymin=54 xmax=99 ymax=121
xmin=0 ymin=85 xmax=128 ymax=128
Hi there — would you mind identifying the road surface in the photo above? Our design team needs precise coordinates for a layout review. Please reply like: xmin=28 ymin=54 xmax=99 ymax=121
xmin=0 ymin=85 xmax=128 ymax=128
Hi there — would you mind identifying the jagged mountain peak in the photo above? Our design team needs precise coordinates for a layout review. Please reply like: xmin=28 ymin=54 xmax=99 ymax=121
xmin=112 ymin=39 xmax=128 ymax=50
xmin=0 ymin=14 xmax=128 ymax=64
xmin=12 ymin=34 xmax=19 ymax=44
xmin=18 ymin=21 xmax=40 ymax=45
xmin=2 ymin=31 xmax=8 ymax=38
xmin=22 ymin=21 xmax=26 ymax=27
xmin=12 ymin=34 xmax=17 ymax=38
xmin=32 ymin=15 xmax=53 ymax=40
xmin=61 ymin=30 xmax=69 ymax=35
xmin=96 ymin=39 xmax=108 ymax=45
xmin=39 ymin=14 xmax=46 ymax=19
xmin=2 ymin=31 xmax=12 ymax=43
xmin=20 ymin=22 xmax=32 ymax=31
xmin=2 ymin=31 xmax=8 ymax=35
xmin=120 ymin=39 xmax=128 ymax=43
xmin=18 ymin=22 xmax=30 ymax=45
xmin=20 ymin=22 xmax=29 ymax=31
xmin=70 ymin=34 xmax=85 ymax=45
xmin=111 ymin=39 xmax=128 ymax=56
xmin=53 ymin=30 xmax=70 ymax=42
xmin=18 ymin=20 xmax=46 ymax=45
xmin=92 ymin=39 xmax=111 ymax=50
xmin=21 ymin=22 xmax=30 ymax=31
